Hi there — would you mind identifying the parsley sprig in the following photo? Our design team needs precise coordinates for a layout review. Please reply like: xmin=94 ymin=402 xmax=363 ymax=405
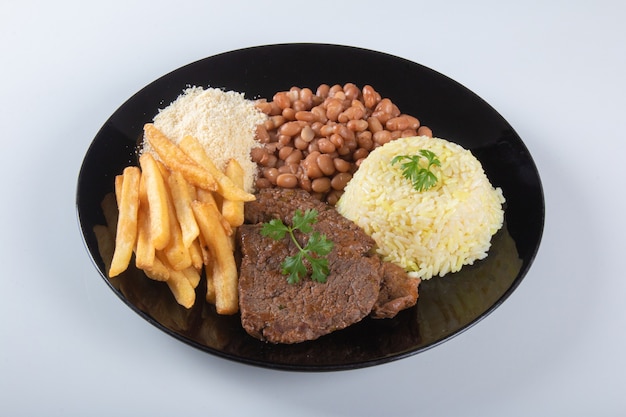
xmin=391 ymin=149 xmax=441 ymax=192
xmin=260 ymin=209 xmax=334 ymax=284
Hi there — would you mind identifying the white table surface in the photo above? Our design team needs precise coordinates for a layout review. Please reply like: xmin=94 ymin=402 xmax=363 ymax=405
xmin=2 ymin=1 xmax=625 ymax=416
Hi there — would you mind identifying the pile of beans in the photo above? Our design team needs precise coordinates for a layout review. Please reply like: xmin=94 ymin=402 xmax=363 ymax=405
xmin=251 ymin=83 xmax=433 ymax=205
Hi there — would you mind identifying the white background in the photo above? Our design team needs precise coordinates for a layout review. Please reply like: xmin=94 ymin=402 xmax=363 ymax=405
xmin=2 ymin=1 xmax=625 ymax=416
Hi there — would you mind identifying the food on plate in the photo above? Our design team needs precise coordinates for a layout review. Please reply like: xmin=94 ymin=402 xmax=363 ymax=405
xmin=251 ymin=83 xmax=433 ymax=205
xmin=336 ymin=135 xmax=505 ymax=280
xmin=192 ymin=200 xmax=239 ymax=315
xmin=109 ymin=166 xmax=141 ymax=277
xmin=95 ymin=81 xmax=505 ymax=345
xmin=238 ymin=188 xmax=420 ymax=344
xmin=106 ymin=123 xmax=251 ymax=313
xmin=143 ymin=86 xmax=267 ymax=193
xmin=260 ymin=208 xmax=334 ymax=284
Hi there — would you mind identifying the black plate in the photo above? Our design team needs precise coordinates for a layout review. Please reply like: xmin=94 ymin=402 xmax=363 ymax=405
xmin=76 ymin=43 xmax=544 ymax=371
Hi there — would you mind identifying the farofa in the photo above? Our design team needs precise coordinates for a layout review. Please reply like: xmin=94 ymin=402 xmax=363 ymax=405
xmin=336 ymin=136 xmax=505 ymax=280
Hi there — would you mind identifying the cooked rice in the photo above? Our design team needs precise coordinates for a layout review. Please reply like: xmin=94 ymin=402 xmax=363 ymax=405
xmin=336 ymin=136 xmax=505 ymax=280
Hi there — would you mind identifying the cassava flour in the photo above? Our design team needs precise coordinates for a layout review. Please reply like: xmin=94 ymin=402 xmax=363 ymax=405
xmin=143 ymin=86 xmax=268 ymax=193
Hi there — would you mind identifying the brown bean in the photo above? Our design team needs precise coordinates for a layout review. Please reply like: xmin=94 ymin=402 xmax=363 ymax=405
xmin=317 ymin=138 xmax=336 ymax=154
xmin=298 ymin=176 xmax=312 ymax=192
xmin=401 ymin=129 xmax=417 ymax=137
xmin=259 ymin=153 xmax=278 ymax=168
xmin=316 ymin=84 xmax=330 ymax=99
xmin=333 ymin=158 xmax=351 ymax=173
xmin=276 ymin=173 xmax=298 ymax=188
xmin=294 ymin=136 xmax=309 ymax=150
xmin=356 ymin=131 xmax=373 ymax=150
xmin=347 ymin=119 xmax=369 ymax=132
xmin=266 ymin=115 xmax=285 ymax=130
xmin=317 ymin=153 xmax=336 ymax=176
xmin=320 ymin=123 xmax=335 ymax=137
xmin=417 ymin=125 xmax=433 ymax=137
xmin=338 ymin=105 xmax=365 ymax=123
xmin=278 ymin=121 xmax=303 ymax=137
xmin=262 ymin=167 xmax=279 ymax=184
xmin=329 ymin=133 xmax=344 ymax=149
xmin=386 ymin=115 xmax=420 ymax=131
xmin=311 ymin=106 xmax=328 ymax=124
xmin=325 ymin=98 xmax=343 ymax=122
xmin=367 ymin=116 xmax=383 ymax=133
xmin=310 ymin=121 xmax=324 ymax=137
xmin=343 ymin=83 xmax=360 ymax=100
xmin=353 ymin=148 xmax=369 ymax=161
xmin=337 ymin=145 xmax=351 ymax=156
xmin=373 ymin=98 xmax=400 ymax=118
xmin=307 ymin=141 xmax=320 ymax=154
xmin=325 ymin=189 xmax=344 ymax=206
xmin=299 ymin=88 xmax=314 ymax=108
xmin=255 ymin=177 xmax=272 ymax=189
xmin=273 ymin=92 xmax=291 ymax=109
xmin=281 ymin=107 xmax=296 ymax=121
xmin=250 ymin=147 xmax=267 ymax=163
xmin=255 ymin=100 xmax=274 ymax=114
xmin=284 ymin=149 xmax=303 ymax=165
xmin=311 ymin=177 xmax=332 ymax=193
xmin=329 ymin=84 xmax=343 ymax=97
xmin=372 ymin=99 xmax=400 ymax=124
xmin=373 ymin=130 xmax=392 ymax=146
xmin=300 ymin=125 xmax=315 ymax=142
xmin=362 ymin=85 xmax=381 ymax=109
xmin=295 ymin=111 xmax=317 ymax=123
xmin=278 ymin=146 xmax=294 ymax=160
xmin=331 ymin=172 xmax=352 ymax=190
xmin=292 ymin=99 xmax=307 ymax=112
xmin=288 ymin=87 xmax=300 ymax=100
xmin=255 ymin=124 xmax=271 ymax=143
xmin=278 ymin=134 xmax=292 ymax=146
xmin=302 ymin=151 xmax=323 ymax=178
xmin=335 ymin=124 xmax=355 ymax=141
xmin=279 ymin=163 xmax=299 ymax=174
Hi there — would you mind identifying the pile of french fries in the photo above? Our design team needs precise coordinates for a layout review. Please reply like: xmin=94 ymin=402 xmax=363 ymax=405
xmin=106 ymin=123 xmax=255 ymax=315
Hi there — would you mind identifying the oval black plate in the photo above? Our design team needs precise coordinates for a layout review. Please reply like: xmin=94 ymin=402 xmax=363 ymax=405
xmin=76 ymin=44 xmax=544 ymax=371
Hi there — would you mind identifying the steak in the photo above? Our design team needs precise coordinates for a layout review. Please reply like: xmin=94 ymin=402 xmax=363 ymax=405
xmin=238 ymin=188 xmax=419 ymax=344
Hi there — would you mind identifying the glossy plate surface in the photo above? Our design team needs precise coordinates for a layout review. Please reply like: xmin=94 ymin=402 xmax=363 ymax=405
xmin=77 ymin=43 xmax=544 ymax=371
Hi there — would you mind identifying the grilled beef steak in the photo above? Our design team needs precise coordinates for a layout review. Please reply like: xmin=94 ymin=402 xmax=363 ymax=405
xmin=238 ymin=188 xmax=419 ymax=344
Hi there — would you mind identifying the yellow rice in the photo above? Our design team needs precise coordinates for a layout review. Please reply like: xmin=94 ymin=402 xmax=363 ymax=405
xmin=336 ymin=136 xmax=505 ymax=280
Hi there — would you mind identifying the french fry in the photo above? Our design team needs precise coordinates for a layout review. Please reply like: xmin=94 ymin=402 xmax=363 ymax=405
xmin=143 ymin=255 xmax=170 ymax=282
xmin=165 ymin=268 xmax=196 ymax=309
xmin=221 ymin=158 xmax=245 ymax=227
xmin=114 ymin=175 xmax=124 ymax=206
xmin=181 ymin=266 xmax=201 ymax=289
xmin=178 ymin=135 xmax=255 ymax=202
xmin=162 ymin=181 xmax=193 ymax=271
xmin=192 ymin=201 xmax=239 ymax=315
xmin=134 ymin=203 xmax=155 ymax=270
xmin=188 ymin=238 xmax=204 ymax=271
xmin=197 ymin=232 xmax=211 ymax=266
xmin=143 ymin=124 xmax=217 ymax=191
xmin=196 ymin=189 xmax=233 ymax=237
xmin=109 ymin=166 xmax=141 ymax=277
xmin=167 ymin=170 xmax=200 ymax=248
xmin=204 ymin=258 xmax=216 ymax=305
xmin=139 ymin=152 xmax=171 ymax=250
xmin=156 ymin=252 xmax=195 ymax=307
